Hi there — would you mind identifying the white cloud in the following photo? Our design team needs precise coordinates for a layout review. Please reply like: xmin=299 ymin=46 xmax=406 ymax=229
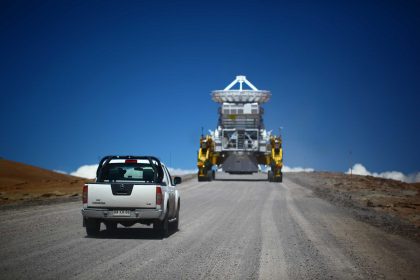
xmin=167 ymin=167 xmax=197 ymax=175
xmin=347 ymin=163 xmax=420 ymax=183
xmin=283 ymin=165 xmax=314 ymax=173
xmin=259 ymin=165 xmax=314 ymax=173
xmin=70 ymin=164 xmax=98 ymax=179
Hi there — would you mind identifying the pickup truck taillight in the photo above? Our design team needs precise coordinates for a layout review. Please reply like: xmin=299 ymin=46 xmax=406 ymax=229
xmin=83 ymin=185 xmax=88 ymax=204
xmin=156 ymin=186 xmax=162 ymax=206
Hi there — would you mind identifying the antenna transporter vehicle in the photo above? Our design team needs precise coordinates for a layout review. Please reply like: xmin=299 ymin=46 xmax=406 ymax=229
xmin=197 ymin=76 xmax=283 ymax=182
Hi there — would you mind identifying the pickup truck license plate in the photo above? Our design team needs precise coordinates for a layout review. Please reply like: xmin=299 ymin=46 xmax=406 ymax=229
xmin=113 ymin=210 xmax=131 ymax=217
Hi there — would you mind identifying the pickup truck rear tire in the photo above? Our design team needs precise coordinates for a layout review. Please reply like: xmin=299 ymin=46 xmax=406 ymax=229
xmin=154 ymin=210 xmax=169 ymax=238
xmin=171 ymin=200 xmax=180 ymax=231
xmin=85 ymin=218 xmax=100 ymax=236
xmin=105 ymin=222 xmax=118 ymax=232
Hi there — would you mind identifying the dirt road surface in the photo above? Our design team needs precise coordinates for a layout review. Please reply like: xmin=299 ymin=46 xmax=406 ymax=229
xmin=0 ymin=173 xmax=419 ymax=279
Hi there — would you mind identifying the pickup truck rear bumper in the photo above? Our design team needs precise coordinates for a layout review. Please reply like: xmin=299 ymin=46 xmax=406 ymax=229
xmin=81 ymin=208 xmax=163 ymax=221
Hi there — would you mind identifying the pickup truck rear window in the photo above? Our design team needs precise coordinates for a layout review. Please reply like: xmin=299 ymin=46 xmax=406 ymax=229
xmin=98 ymin=163 xmax=156 ymax=182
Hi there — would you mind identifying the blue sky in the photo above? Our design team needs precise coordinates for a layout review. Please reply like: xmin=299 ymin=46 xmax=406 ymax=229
xmin=0 ymin=0 xmax=419 ymax=175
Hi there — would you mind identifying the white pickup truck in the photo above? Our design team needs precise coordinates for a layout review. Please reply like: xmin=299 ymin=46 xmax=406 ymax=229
xmin=81 ymin=156 xmax=181 ymax=238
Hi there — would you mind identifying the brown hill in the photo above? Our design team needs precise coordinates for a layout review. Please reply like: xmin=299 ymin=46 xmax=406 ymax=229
xmin=0 ymin=159 xmax=89 ymax=204
xmin=287 ymin=172 xmax=420 ymax=231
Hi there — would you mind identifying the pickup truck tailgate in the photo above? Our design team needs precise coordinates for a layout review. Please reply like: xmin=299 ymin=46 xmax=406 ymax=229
xmin=87 ymin=183 xmax=157 ymax=208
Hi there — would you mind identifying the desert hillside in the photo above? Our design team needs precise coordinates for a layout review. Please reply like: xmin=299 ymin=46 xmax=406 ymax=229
xmin=0 ymin=158 xmax=89 ymax=204
xmin=287 ymin=172 xmax=420 ymax=236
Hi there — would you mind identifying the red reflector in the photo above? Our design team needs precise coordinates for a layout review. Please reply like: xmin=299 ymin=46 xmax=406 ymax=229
xmin=82 ymin=185 xmax=88 ymax=204
xmin=156 ymin=186 xmax=162 ymax=206
xmin=125 ymin=159 xmax=137 ymax=163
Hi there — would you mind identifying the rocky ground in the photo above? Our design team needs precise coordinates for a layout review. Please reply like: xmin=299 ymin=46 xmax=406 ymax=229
xmin=287 ymin=172 xmax=420 ymax=242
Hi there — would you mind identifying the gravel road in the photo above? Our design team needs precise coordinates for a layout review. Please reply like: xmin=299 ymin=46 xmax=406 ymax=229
xmin=0 ymin=173 xmax=419 ymax=279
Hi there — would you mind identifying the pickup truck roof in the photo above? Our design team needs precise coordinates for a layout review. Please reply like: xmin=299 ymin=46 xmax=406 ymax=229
xmin=96 ymin=156 xmax=164 ymax=184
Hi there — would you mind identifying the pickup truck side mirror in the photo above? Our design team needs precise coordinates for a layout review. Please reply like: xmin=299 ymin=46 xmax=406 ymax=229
xmin=174 ymin=176 xmax=182 ymax=185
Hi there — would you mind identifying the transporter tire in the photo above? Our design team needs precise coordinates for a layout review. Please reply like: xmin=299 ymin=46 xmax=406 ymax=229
xmin=278 ymin=173 xmax=283 ymax=183
xmin=198 ymin=171 xmax=208 ymax=182
xmin=268 ymin=171 xmax=273 ymax=182
xmin=207 ymin=170 xmax=213 ymax=181
xmin=272 ymin=172 xmax=283 ymax=183
xmin=85 ymin=218 xmax=100 ymax=236
xmin=198 ymin=174 xmax=207 ymax=182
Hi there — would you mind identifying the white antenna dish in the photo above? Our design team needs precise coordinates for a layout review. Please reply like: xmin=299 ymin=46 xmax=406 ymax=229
xmin=212 ymin=75 xmax=271 ymax=104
